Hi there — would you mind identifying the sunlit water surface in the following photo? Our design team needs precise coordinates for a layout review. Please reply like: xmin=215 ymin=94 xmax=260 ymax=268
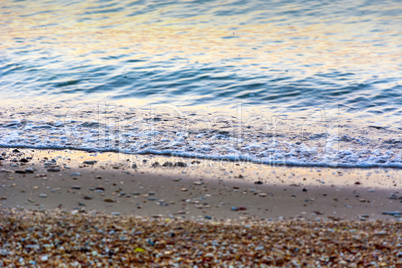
xmin=0 ymin=0 xmax=401 ymax=167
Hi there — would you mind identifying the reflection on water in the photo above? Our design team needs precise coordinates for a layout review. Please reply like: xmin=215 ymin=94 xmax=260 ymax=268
xmin=0 ymin=0 xmax=401 ymax=123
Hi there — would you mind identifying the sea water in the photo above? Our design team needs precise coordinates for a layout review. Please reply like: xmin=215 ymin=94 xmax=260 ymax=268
xmin=0 ymin=0 xmax=401 ymax=168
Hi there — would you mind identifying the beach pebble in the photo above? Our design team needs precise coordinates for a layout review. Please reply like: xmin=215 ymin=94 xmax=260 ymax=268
xmin=70 ymin=172 xmax=81 ymax=176
xmin=47 ymin=166 xmax=60 ymax=172
xmin=39 ymin=194 xmax=47 ymax=198
xmin=111 ymin=212 xmax=120 ymax=216
xmin=83 ymin=195 xmax=92 ymax=200
xmin=15 ymin=170 xmax=26 ymax=174
xmin=71 ymin=185 xmax=81 ymax=190
xmin=132 ymin=163 xmax=138 ymax=169
xmin=259 ymin=193 xmax=267 ymax=197
xmin=194 ymin=181 xmax=204 ymax=185
xmin=41 ymin=255 xmax=48 ymax=262
xmin=174 ymin=162 xmax=187 ymax=167
xmin=181 ymin=188 xmax=188 ymax=192
xmin=83 ymin=160 xmax=96 ymax=165
xmin=382 ymin=211 xmax=401 ymax=216
xmin=104 ymin=198 xmax=114 ymax=203
xmin=25 ymin=167 xmax=35 ymax=173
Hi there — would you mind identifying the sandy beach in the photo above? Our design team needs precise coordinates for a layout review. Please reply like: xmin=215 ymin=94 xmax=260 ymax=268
xmin=0 ymin=148 xmax=401 ymax=266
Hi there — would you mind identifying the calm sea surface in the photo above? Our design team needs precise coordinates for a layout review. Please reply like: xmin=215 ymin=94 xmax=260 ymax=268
xmin=0 ymin=0 xmax=401 ymax=167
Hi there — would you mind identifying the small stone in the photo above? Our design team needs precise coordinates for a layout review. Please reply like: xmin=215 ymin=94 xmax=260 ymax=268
xmin=111 ymin=212 xmax=120 ymax=216
xmin=302 ymin=188 xmax=307 ymax=192
xmin=71 ymin=185 xmax=81 ymax=190
xmin=162 ymin=161 xmax=174 ymax=167
xmin=70 ymin=172 xmax=81 ymax=176
xmin=0 ymin=196 xmax=7 ymax=200
xmin=47 ymin=166 xmax=60 ymax=172
xmin=374 ymin=231 xmax=387 ymax=236
xmin=132 ymin=163 xmax=138 ymax=169
xmin=181 ymin=188 xmax=188 ymax=192
xmin=174 ymin=162 xmax=187 ymax=167
xmin=15 ymin=170 xmax=26 ymax=174
xmin=231 ymin=207 xmax=238 ymax=211
xmin=39 ymin=194 xmax=47 ymax=198
xmin=259 ymin=193 xmax=267 ymax=197
xmin=194 ymin=181 xmax=204 ymax=185
xmin=83 ymin=195 xmax=92 ymax=200
xmin=83 ymin=160 xmax=96 ymax=165
xmin=25 ymin=167 xmax=35 ymax=173
xmin=104 ymin=198 xmax=114 ymax=203
xmin=355 ymin=181 xmax=361 ymax=185
xmin=382 ymin=211 xmax=401 ymax=216
xmin=254 ymin=181 xmax=263 ymax=185
xmin=41 ymin=255 xmax=48 ymax=262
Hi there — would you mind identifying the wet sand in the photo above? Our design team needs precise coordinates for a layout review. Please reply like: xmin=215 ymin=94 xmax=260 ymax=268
xmin=0 ymin=148 xmax=401 ymax=266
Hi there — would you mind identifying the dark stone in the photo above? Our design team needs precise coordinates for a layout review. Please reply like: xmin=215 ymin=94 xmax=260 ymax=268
xmin=174 ymin=162 xmax=187 ymax=167
xmin=302 ymin=188 xmax=307 ymax=192
xmin=254 ymin=181 xmax=263 ymax=185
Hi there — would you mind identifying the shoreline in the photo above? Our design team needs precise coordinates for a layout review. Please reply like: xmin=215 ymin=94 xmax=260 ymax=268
xmin=0 ymin=148 xmax=400 ymax=221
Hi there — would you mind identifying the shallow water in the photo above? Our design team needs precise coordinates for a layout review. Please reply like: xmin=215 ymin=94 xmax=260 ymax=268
xmin=0 ymin=0 xmax=401 ymax=167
